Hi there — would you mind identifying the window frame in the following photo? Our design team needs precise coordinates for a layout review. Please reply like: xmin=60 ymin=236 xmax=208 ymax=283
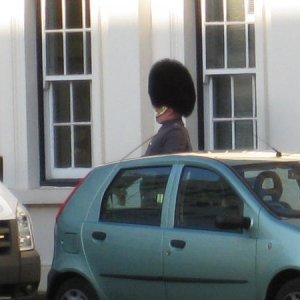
xmin=208 ymin=74 xmax=257 ymax=149
xmin=202 ymin=0 xmax=256 ymax=76
xmin=200 ymin=0 xmax=257 ymax=150
xmin=40 ymin=0 xmax=94 ymax=181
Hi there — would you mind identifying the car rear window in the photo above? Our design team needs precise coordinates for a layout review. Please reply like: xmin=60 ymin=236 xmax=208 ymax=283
xmin=233 ymin=162 xmax=300 ymax=218
xmin=100 ymin=166 xmax=171 ymax=226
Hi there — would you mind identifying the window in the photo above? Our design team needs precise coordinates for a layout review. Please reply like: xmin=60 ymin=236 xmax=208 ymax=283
xmin=176 ymin=167 xmax=243 ymax=231
xmin=101 ymin=167 xmax=171 ymax=226
xmin=42 ymin=0 xmax=92 ymax=180
xmin=234 ymin=162 xmax=300 ymax=217
xmin=201 ymin=0 xmax=257 ymax=149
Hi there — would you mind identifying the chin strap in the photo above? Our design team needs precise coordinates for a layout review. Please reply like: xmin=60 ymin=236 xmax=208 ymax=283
xmin=156 ymin=106 xmax=168 ymax=118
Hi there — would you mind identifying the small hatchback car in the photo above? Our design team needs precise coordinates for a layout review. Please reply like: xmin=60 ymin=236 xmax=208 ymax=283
xmin=48 ymin=152 xmax=300 ymax=300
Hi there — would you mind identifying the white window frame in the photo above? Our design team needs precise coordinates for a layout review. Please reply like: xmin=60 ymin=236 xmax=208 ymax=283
xmin=207 ymin=74 xmax=257 ymax=149
xmin=41 ymin=0 xmax=95 ymax=180
xmin=202 ymin=0 xmax=257 ymax=150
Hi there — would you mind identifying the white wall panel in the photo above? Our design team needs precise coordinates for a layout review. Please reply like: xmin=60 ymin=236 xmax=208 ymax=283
xmin=264 ymin=0 xmax=300 ymax=152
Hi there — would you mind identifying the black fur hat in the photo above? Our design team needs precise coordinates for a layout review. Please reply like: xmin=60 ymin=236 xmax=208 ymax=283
xmin=148 ymin=59 xmax=196 ymax=117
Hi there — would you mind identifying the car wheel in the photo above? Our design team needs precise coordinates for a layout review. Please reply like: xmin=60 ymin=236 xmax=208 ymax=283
xmin=275 ymin=279 xmax=300 ymax=300
xmin=54 ymin=277 xmax=99 ymax=300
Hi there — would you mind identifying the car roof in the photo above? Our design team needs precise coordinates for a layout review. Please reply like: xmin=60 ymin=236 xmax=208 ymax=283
xmin=110 ymin=151 xmax=300 ymax=166
xmin=187 ymin=151 xmax=300 ymax=166
xmin=99 ymin=151 xmax=300 ymax=170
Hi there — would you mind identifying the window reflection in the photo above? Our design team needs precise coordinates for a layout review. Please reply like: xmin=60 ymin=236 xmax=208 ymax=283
xmin=66 ymin=0 xmax=82 ymax=28
xmin=206 ymin=26 xmax=224 ymax=69
xmin=176 ymin=167 xmax=243 ymax=231
xmin=227 ymin=0 xmax=245 ymax=21
xmin=213 ymin=76 xmax=231 ymax=118
xmin=46 ymin=0 xmax=62 ymax=29
xmin=73 ymin=81 xmax=90 ymax=122
xmin=74 ymin=126 xmax=91 ymax=167
xmin=53 ymin=82 xmax=70 ymax=123
xmin=235 ymin=120 xmax=254 ymax=149
xmin=101 ymin=167 xmax=171 ymax=226
xmin=214 ymin=122 xmax=232 ymax=150
xmin=86 ymin=32 xmax=92 ymax=74
xmin=46 ymin=33 xmax=64 ymax=75
xmin=54 ymin=126 xmax=71 ymax=168
xmin=206 ymin=0 xmax=223 ymax=22
xmin=66 ymin=33 xmax=84 ymax=74
xmin=227 ymin=25 xmax=246 ymax=68
xmin=248 ymin=24 xmax=256 ymax=67
xmin=234 ymin=75 xmax=253 ymax=117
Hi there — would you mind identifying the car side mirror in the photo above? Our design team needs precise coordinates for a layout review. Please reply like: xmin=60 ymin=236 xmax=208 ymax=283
xmin=215 ymin=214 xmax=251 ymax=230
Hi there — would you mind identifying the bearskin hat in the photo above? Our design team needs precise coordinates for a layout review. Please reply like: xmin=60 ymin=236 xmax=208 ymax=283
xmin=148 ymin=59 xmax=196 ymax=117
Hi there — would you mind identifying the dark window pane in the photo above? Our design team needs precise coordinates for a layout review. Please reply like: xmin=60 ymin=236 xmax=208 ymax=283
xmin=73 ymin=81 xmax=90 ymax=122
xmin=101 ymin=167 xmax=171 ymax=225
xmin=86 ymin=0 xmax=91 ymax=27
xmin=86 ymin=32 xmax=92 ymax=74
xmin=227 ymin=25 xmax=246 ymax=68
xmin=53 ymin=82 xmax=70 ymax=123
xmin=234 ymin=75 xmax=253 ymax=117
xmin=227 ymin=0 xmax=245 ymax=21
xmin=235 ymin=120 xmax=254 ymax=149
xmin=206 ymin=26 xmax=224 ymax=68
xmin=46 ymin=0 xmax=62 ymax=29
xmin=66 ymin=33 xmax=84 ymax=74
xmin=54 ymin=126 xmax=71 ymax=168
xmin=74 ymin=126 xmax=91 ymax=167
xmin=213 ymin=76 xmax=231 ymax=118
xmin=214 ymin=122 xmax=232 ymax=149
xmin=66 ymin=0 xmax=82 ymax=28
xmin=206 ymin=0 xmax=223 ymax=22
xmin=46 ymin=33 xmax=64 ymax=75
xmin=175 ymin=167 xmax=242 ymax=231
xmin=248 ymin=24 xmax=256 ymax=67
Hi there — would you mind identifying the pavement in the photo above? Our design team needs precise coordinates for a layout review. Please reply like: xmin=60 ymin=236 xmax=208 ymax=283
xmin=31 ymin=294 xmax=46 ymax=300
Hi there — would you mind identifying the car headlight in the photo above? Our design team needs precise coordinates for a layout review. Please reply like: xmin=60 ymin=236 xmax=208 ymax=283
xmin=17 ymin=204 xmax=34 ymax=251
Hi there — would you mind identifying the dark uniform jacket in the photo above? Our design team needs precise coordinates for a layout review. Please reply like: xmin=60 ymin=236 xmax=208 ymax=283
xmin=144 ymin=119 xmax=192 ymax=156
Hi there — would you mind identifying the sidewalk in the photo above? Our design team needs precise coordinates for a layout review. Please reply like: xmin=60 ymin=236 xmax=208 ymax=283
xmin=31 ymin=293 xmax=46 ymax=300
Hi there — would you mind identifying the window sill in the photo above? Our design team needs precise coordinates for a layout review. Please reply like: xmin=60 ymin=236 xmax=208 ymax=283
xmin=10 ymin=186 xmax=73 ymax=205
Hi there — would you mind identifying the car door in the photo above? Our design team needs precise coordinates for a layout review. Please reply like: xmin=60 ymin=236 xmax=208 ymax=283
xmin=82 ymin=166 xmax=172 ymax=300
xmin=163 ymin=166 xmax=257 ymax=300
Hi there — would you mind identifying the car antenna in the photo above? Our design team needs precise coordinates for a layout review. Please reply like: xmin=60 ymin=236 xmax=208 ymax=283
xmin=120 ymin=135 xmax=153 ymax=161
xmin=256 ymin=135 xmax=282 ymax=157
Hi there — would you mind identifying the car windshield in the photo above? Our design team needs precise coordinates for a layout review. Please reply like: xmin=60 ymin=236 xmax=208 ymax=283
xmin=233 ymin=161 xmax=300 ymax=218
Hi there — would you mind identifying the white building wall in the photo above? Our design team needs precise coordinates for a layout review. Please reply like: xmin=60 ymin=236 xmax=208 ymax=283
xmin=4 ymin=0 xmax=300 ymax=293
xmin=263 ymin=0 xmax=300 ymax=152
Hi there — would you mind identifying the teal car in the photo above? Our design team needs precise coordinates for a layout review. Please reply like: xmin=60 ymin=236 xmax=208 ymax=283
xmin=48 ymin=152 xmax=300 ymax=300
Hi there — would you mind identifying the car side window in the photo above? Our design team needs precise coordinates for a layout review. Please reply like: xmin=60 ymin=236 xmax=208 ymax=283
xmin=100 ymin=167 xmax=171 ymax=226
xmin=175 ymin=167 xmax=243 ymax=231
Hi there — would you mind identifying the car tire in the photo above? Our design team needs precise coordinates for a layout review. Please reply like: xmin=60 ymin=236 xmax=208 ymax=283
xmin=54 ymin=277 xmax=99 ymax=300
xmin=275 ymin=278 xmax=300 ymax=300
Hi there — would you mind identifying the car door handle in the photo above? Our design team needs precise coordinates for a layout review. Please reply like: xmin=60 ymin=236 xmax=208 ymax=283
xmin=92 ymin=231 xmax=107 ymax=241
xmin=170 ymin=239 xmax=186 ymax=249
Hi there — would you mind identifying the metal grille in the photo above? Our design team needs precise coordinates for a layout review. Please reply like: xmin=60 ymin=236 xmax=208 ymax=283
xmin=0 ymin=221 xmax=11 ymax=254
